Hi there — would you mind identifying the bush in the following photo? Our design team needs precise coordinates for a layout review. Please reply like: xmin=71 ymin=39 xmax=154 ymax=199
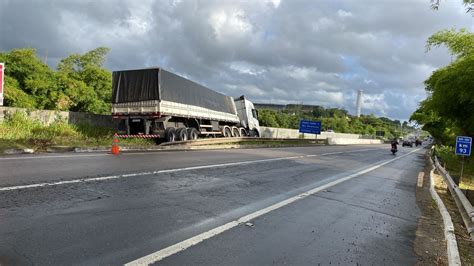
xmin=435 ymin=145 xmax=474 ymax=187
xmin=0 ymin=111 xmax=153 ymax=151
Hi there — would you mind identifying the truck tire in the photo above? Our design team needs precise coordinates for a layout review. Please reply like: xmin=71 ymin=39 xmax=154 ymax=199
xmin=176 ymin=128 xmax=188 ymax=141
xmin=232 ymin=127 xmax=240 ymax=137
xmin=240 ymin=128 xmax=247 ymax=137
xmin=249 ymin=129 xmax=259 ymax=137
xmin=224 ymin=127 xmax=232 ymax=138
xmin=187 ymin=128 xmax=199 ymax=140
xmin=164 ymin=127 xmax=177 ymax=142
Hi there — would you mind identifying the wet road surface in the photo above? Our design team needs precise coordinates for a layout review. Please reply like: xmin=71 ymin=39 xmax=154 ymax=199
xmin=0 ymin=145 xmax=425 ymax=265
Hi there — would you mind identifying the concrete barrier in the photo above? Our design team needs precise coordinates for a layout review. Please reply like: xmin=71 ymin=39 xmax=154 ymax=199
xmin=327 ymin=138 xmax=383 ymax=145
xmin=0 ymin=106 xmax=118 ymax=128
xmin=260 ymin=126 xmax=363 ymax=140
xmin=260 ymin=126 xmax=300 ymax=138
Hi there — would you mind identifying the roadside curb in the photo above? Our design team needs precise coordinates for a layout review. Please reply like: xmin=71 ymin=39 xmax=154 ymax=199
xmin=73 ymin=143 xmax=326 ymax=153
xmin=428 ymin=151 xmax=461 ymax=265
xmin=2 ymin=142 xmax=385 ymax=155
xmin=3 ymin=148 xmax=35 ymax=155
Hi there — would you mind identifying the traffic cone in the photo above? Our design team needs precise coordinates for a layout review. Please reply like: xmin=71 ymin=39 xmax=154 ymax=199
xmin=111 ymin=133 xmax=120 ymax=155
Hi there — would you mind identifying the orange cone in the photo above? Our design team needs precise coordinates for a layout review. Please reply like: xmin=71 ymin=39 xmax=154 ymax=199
xmin=111 ymin=133 xmax=120 ymax=155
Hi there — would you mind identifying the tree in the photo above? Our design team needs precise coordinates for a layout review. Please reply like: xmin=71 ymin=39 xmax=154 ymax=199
xmin=410 ymin=103 xmax=456 ymax=144
xmin=411 ymin=29 xmax=474 ymax=140
xmin=426 ymin=29 xmax=474 ymax=58
xmin=0 ymin=48 xmax=58 ymax=109
xmin=57 ymin=47 xmax=112 ymax=114
xmin=1 ymin=47 xmax=112 ymax=114
xmin=3 ymin=76 xmax=36 ymax=108
xmin=430 ymin=0 xmax=474 ymax=14
xmin=258 ymin=110 xmax=279 ymax=127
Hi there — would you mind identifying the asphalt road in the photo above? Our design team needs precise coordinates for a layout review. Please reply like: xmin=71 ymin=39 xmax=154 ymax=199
xmin=0 ymin=145 xmax=426 ymax=265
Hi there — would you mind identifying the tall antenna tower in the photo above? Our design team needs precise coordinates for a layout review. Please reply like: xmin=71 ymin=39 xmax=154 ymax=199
xmin=356 ymin=90 xmax=363 ymax=117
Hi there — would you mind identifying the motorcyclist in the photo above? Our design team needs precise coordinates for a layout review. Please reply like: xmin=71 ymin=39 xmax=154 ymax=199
xmin=390 ymin=138 xmax=399 ymax=152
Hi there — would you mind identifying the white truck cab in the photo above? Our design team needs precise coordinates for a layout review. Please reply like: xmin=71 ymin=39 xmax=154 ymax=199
xmin=234 ymin=95 xmax=261 ymax=137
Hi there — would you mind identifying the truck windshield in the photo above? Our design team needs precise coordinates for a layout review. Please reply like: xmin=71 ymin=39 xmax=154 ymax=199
xmin=252 ymin=109 xmax=258 ymax=119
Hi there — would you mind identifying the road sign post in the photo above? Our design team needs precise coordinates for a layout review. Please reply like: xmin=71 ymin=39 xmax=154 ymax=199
xmin=455 ymin=136 xmax=472 ymax=186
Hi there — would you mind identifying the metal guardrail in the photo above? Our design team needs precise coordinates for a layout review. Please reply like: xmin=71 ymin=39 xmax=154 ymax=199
xmin=433 ymin=155 xmax=474 ymax=239
xmin=159 ymin=137 xmax=328 ymax=146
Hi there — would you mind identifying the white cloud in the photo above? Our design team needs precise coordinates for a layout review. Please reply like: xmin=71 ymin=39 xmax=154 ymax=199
xmin=337 ymin=9 xmax=353 ymax=18
xmin=0 ymin=0 xmax=471 ymax=120
xmin=313 ymin=90 xmax=344 ymax=105
xmin=264 ymin=0 xmax=281 ymax=8
xmin=361 ymin=93 xmax=389 ymax=116
xmin=209 ymin=9 xmax=252 ymax=41
xmin=229 ymin=61 xmax=266 ymax=76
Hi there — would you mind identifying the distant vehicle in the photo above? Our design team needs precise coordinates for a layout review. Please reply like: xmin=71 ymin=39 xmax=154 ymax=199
xmin=402 ymin=140 xmax=413 ymax=147
xmin=325 ymin=129 xmax=335 ymax=133
xmin=415 ymin=139 xmax=422 ymax=147
xmin=111 ymin=68 xmax=261 ymax=142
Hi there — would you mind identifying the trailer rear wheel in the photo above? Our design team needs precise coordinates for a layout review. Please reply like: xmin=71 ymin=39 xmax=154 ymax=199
xmin=176 ymin=128 xmax=188 ymax=141
xmin=224 ymin=127 xmax=232 ymax=138
xmin=232 ymin=127 xmax=240 ymax=137
xmin=187 ymin=128 xmax=199 ymax=140
xmin=164 ymin=127 xmax=177 ymax=142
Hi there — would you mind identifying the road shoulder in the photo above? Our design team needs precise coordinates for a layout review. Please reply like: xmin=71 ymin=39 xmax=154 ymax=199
xmin=432 ymin=165 xmax=474 ymax=265
xmin=414 ymin=152 xmax=448 ymax=265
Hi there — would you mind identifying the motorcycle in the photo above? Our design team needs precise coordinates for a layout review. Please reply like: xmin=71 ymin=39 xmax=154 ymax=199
xmin=391 ymin=147 xmax=397 ymax=155
xmin=391 ymin=143 xmax=398 ymax=155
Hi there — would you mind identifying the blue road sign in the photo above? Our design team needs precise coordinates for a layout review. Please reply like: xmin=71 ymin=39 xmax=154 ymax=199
xmin=299 ymin=120 xmax=321 ymax=134
xmin=455 ymin=136 xmax=472 ymax=156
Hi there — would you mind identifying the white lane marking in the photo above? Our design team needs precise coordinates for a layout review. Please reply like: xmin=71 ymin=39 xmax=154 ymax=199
xmin=126 ymin=148 xmax=422 ymax=265
xmin=320 ymin=148 xmax=375 ymax=156
xmin=417 ymin=172 xmax=424 ymax=188
xmin=0 ymin=148 xmax=379 ymax=192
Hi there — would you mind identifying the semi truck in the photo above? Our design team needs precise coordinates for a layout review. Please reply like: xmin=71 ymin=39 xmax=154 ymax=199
xmin=111 ymin=67 xmax=261 ymax=142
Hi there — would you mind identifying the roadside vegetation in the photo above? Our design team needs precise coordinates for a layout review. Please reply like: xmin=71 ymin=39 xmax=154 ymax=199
xmin=434 ymin=145 xmax=474 ymax=190
xmin=0 ymin=112 xmax=152 ymax=153
xmin=257 ymin=107 xmax=414 ymax=140
xmin=410 ymin=28 xmax=474 ymax=200
xmin=0 ymin=47 xmax=112 ymax=114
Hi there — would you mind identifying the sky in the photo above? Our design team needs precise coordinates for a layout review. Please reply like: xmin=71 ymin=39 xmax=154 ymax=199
xmin=0 ymin=0 xmax=473 ymax=120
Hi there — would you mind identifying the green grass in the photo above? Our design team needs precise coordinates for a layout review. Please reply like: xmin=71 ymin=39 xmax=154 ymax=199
xmin=0 ymin=111 xmax=153 ymax=152
xmin=434 ymin=145 xmax=474 ymax=190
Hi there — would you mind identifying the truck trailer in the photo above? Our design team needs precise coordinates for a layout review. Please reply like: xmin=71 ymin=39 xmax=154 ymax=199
xmin=111 ymin=68 xmax=261 ymax=142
